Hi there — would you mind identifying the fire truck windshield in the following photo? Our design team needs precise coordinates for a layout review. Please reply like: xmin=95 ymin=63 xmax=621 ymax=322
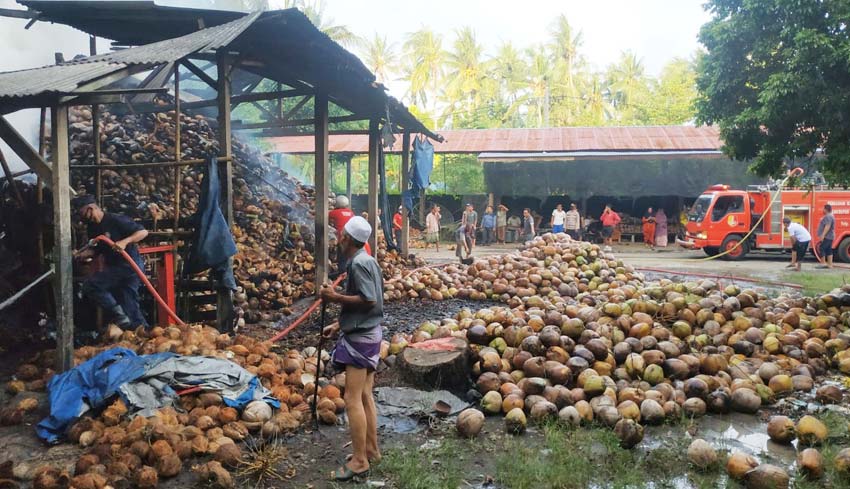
xmin=689 ymin=194 xmax=713 ymax=222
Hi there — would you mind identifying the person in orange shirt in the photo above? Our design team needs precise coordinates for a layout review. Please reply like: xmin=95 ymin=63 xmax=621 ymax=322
xmin=392 ymin=206 xmax=403 ymax=247
xmin=329 ymin=196 xmax=370 ymax=275
xmin=600 ymin=204 xmax=621 ymax=247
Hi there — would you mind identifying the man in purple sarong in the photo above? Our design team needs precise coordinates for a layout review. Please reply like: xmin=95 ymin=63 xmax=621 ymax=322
xmin=320 ymin=216 xmax=384 ymax=481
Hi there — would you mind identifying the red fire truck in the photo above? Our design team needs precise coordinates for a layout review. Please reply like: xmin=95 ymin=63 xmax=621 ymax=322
xmin=680 ymin=183 xmax=850 ymax=262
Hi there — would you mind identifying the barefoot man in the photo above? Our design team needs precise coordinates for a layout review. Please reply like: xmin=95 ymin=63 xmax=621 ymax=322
xmin=320 ymin=216 xmax=383 ymax=481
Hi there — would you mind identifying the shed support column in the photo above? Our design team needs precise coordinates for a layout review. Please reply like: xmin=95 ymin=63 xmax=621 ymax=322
xmin=216 ymin=52 xmax=234 ymax=331
xmin=314 ymin=92 xmax=329 ymax=288
xmin=367 ymin=119 xmax=380 ymax=254
xmin=400 ymin=131 xmax=411 ymax=256
xmin=51 ymin=105 xmax=74 ymax=372
xmin=345 ymin=154 xmax=352 ymax=203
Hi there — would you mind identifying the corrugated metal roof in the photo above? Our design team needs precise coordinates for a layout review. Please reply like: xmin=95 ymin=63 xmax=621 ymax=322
xmin=0 ymin=61 xmax=126 ymax=99
xmin=264 ymin=126 xmax=723 ymax=154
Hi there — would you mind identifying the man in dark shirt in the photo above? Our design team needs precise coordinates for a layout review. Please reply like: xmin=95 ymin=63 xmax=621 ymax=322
xmin=73 ymin=195 xmax=149 ymax=328
xmin=817 ymin=204 xmax=836 ymax=269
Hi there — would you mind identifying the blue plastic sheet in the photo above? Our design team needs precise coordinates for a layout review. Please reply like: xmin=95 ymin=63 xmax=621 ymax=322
xmin=411 ymin=137 xmax=434 ymax=191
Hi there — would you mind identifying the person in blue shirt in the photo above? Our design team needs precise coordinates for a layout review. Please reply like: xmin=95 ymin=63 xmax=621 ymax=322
xmin=73 ymin=195 xmax=149 ymax=328
xmin=481 ymin=206 xmax=496 ymax=245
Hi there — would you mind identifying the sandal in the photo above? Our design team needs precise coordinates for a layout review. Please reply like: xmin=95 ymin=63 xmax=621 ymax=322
xmin=331 ymin=465 xmax=370 ymax=481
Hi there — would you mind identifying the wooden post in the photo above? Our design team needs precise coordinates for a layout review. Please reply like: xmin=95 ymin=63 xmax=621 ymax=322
xmin=0 ymin=148 xmax=24 ymax=206
xmin=345 ymin=154 xmax=352 ymax=203
xmin=173 ymin=65 xmax=182 ymax=232
xmin=51 ymin=105 xmax=74 ymax=372
xmin=314 ymin=92 xmax=329 ymax=288
xmin=89 ymin=35 xmax=97 ymax=56
xmin=216 ymin=52 xmax=233 ymax=225
xmin=37 ymin=108 xmax=46 ymax=269
xmin=367 ymin=119 xmax=380 ymax=253
xmin=419 ymin=188 xmax=426 ymax=225
xmin=400 ymin=131 xmax=411 ymax=256
xmin=92 ymin=104 xmax=102 ymax=206
xmin=215 ymin=52 xmax=234 ymax=332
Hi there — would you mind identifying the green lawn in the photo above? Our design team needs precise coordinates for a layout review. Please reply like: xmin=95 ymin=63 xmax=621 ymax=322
xmin=782 ymin=271 xmax=849 ymax=296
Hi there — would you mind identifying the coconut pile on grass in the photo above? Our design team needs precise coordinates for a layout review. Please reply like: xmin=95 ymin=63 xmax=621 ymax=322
xmin=3 ymin=323 xmax=346 ymax=488
xmin=379 ymin=234 xmax=850 ymax=447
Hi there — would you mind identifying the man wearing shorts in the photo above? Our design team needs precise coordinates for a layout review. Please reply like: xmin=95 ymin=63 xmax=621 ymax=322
xmin=321 ymin=217 xmax=383 ymax=481
xmin=551 ymin=203 xmax=567 ymax=234
xmin=600 ymin=204 xmax=621 ymax=246
xmin=424 ymin=205 xmax=441 ymax=251
xmin=816 ymin=204 xmax=835 ymax=269
xmin=783 ymin=217 xmax=811 ymax=272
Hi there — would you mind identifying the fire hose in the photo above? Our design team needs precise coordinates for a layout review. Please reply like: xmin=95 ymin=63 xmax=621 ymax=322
xmin=696 ymin=167 xmax=805 ymax=261
xmin=269 ymin=273 xmax=346 ymax=342
xmin=86 ymin=235 xmax=186 ymax=326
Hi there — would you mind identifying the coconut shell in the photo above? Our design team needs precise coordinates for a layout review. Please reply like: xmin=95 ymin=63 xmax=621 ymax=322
xmin=766 ymin=416 xmax=795 ymax=444
xmin=797 ymin=448 xmax=824 ymax=479
xmin=687 ymin=439 xmax=717 ymax=469
xmin=834 ymin=448 xmax=850 ymax=476
xmin=70 ymin=472 xmax=106 ymax=489
xmin=504 ymin=407 xmax=527 ymax=434
xmin=796 ymin=415 xmax=827 ymax=446
xmin=744 ymin=464 xmax=789 ymax=489
xmin=194 ymin=461 xmax=234 ymax=489
xmin=456 ymin=409 xmax=485 ymax=438
xmin=726 ymin=452 xmax=759 ymax=480
xmin=136 ymin=465 xmax=158 ymax=488
xmin=214 ymin=443 xmax=242 ymax=468
xmin=613 ymin=418 xmax=644 ymax=449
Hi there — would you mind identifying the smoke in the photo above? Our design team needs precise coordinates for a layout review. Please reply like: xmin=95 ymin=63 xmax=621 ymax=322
xmin=0 ymin=0 xmax=92 ymax=171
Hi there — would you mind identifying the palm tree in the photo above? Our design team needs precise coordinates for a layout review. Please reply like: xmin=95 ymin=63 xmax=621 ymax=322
xmin=548 ymin=14 xmax=583 ymax=90
xmin=489 ymin=42 xmax=527 ymax=126
xmin=402 ymin=28 xmax=446 ymax=111
xmin=442 ymin=27 xmax=487 ymax=123
xmin=282 ymin=0 xmax=358 ymax=47
xmin=606 ymin=51 xmax=648 ymax=123
xmin=576 ymin=73 xmax=615 ymax=125
xmin=358 ymin=34 xmax=398 ymax=84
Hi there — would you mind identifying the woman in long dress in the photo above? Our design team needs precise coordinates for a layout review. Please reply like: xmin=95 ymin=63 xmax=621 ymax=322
xmin=641 ymin=207 xmax=656 ymax=248
xmin=654 ymin=208 xmax=668 ymax=247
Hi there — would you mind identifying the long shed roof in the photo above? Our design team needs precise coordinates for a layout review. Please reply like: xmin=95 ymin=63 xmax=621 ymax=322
xmin=0 ymin=6 xmax=441 ymax=139
xmin=265 ymin=126 xmax=723 ymax=155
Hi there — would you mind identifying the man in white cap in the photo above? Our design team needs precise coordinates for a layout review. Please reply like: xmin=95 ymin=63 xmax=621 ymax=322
xmin=783 ymin=216 xmax=811 ymax=271
xmin=328 ymin=196 xmax=370 ymax=275
xmin=320 ymin=216 xmax=383 ymax=481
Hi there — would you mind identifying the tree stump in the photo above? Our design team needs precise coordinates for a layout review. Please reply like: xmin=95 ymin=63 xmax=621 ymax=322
xmin=397 ymin=337 xmax=470 ymax=390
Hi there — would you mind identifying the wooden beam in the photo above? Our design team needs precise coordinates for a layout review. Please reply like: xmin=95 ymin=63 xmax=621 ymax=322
xmin=282 ymin=95 xmax=311 ymax=122
xmin=173 ymin=64 xmax=182 ymax=233
xmin=59 ymin=65 xmax=153 ymax=104
xmin=0 ymin=115 xmax=52 ymax=185
xmin=401 ymin=131 xmax=411 ymax=256
xmin=314 ymin=92 xmax=329 ymax=288
xmin=51 ymin=105 xmax=74 ymax=372
xmin=182 ymin=59 xmax=218 ymax=90
xmin=0 ymin=7 xmax=36 ymax=19
xmin=216 ymin=51 xmax=235 ymax=332
xmin=367 ymin=119 xmax=380 ymax=254
xmin=233 ymin=113 xmax=363 ymax=130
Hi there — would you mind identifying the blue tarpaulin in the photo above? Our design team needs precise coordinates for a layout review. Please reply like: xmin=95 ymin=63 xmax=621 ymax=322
xmin=411 ymin=137 xmax=434 ymax=191
xmin=187 ymin=158 xmax=237 ymax=290
xmin=37 ymin=348 xmax=278 ymax=444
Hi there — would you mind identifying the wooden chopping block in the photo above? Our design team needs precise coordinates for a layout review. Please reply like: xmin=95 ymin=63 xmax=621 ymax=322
xmin=397 ymin=337 xmax=470 ymax=389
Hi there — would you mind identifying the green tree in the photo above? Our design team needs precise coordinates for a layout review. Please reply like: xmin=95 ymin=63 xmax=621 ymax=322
xmin=358 ymin=33 xmax=398 ymax=84
xmin=605 ymin=51 xmax=650 ymax=124
xmin=442 ymin=27 xmax=490 ymax=127
xmin=403 ymin=28 xmax=447 ymax=113
xmin=643 ymin=57 xmax=697 ymax=125
xmin=696 ymin=0 xmax=850 ymax=181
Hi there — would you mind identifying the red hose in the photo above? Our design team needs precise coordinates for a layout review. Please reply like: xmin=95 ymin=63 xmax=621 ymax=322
xmin=269 ymin=273 xmax=346 ymax=342
xmin=92 ymin=235 xmax=186 ymax=326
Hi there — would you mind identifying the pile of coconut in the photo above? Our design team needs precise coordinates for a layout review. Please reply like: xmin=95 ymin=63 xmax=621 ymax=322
xmin=2 ymin=323 xmax=345 ymax=488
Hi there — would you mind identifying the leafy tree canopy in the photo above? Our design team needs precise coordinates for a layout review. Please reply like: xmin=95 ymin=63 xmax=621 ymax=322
xmin=696 ymin=0 xmax=850 ymax=182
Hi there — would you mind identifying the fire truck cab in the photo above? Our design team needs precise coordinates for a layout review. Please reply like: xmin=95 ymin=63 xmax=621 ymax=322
xmin=682 ymin=184 xmax=850 ymax=262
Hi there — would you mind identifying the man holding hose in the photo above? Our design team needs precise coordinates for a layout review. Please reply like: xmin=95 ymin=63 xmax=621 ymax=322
xmin=72 ymin=195 xmax=149 ymax=328
xmin=320 ymin=216 xmax=383 ymax=481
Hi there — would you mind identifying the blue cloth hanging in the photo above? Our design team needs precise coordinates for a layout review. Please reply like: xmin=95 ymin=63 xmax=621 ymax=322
xmin=187 ymin=158 xmax=237 ymax=290
xmin=411 ymin=136 xmax=434 ymax=191
xmin=378 ymin=145 xmax=399 ymax=251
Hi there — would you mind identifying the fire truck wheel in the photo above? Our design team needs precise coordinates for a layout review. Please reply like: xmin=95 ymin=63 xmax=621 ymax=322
xmin=703 ymin=247 xmax=720 ymax=257
xmin=720 ymin=234 xmax=748 ymax=260
xmin=838 ymin=238 xmax=850 ymax=263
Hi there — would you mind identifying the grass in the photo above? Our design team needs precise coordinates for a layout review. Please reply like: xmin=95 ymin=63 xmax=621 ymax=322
xmin=494 ymin=421 xmax=727 ymax=489
xmin=366 ymin=435 xmax=469 ymax=489
xmin=782 ymin=271 xmax=849 ymax=295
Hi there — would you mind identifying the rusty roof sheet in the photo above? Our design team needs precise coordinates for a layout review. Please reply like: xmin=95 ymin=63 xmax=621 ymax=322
xmin=264 ymin=126 xmax=723 ymax=154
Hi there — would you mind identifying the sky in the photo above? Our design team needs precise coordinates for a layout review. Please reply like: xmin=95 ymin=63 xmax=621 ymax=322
xmin=0 ymin=0 xmax=711 ymax=169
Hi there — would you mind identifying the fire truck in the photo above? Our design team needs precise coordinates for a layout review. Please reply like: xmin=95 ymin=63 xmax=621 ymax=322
xmin=680 ymin=183 xmax=850 ymax=262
